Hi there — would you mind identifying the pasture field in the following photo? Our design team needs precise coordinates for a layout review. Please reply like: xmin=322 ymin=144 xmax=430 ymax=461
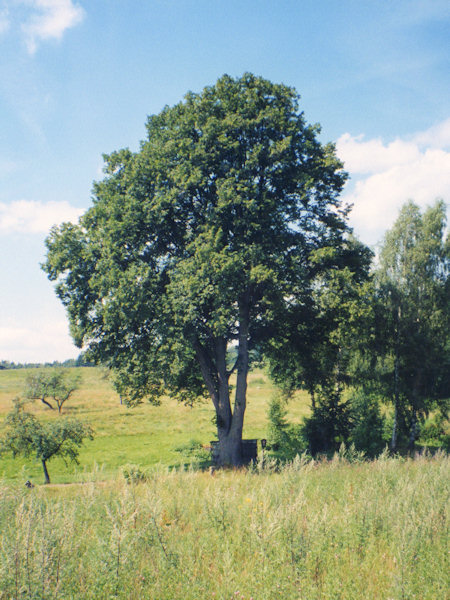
xmin=0 ymin=367 xmax=309 ymax=483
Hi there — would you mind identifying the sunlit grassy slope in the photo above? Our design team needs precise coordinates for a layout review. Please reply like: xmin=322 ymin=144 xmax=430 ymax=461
xmin=0 ymin=367 xmax=310 ymax=483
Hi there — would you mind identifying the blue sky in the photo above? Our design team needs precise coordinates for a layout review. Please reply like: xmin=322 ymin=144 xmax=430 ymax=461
xmin=1 ymin=0 xmax=449 ymax=362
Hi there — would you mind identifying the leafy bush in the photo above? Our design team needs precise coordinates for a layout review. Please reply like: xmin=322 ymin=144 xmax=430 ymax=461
xmin=174 ymin=439 xmax=211 ymax=467
xmin=122 ymin=464 xmax=149 ymax=484
xmin=301 ymin=387 xmax=351 ymax=456
xmin=266 ymin=395 xmax=306 ymax=460
xmin=266 ymin=394 xmax=289 ymax=450
xmin=441 ymin=434 xmax=450 ymax=452
xmin=349 ymin=390 xmax=387 ymax=457
xmin=418 ymin=413 xmax=449 ymax=450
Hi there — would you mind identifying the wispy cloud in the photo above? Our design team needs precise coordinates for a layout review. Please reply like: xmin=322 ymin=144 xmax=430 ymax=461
xmin=337 ymin=119 xmax=450 ymax=246
xmin=0 ymin=199 xmax=84 ymax=233
xmin=20 ymin=0 xmax=85 ymax=54
xmin=413 ymin=118 xmax=450 ymax=149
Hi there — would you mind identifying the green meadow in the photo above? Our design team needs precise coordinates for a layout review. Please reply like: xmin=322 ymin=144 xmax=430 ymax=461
xmin=0 ymin=368 xmax=448 ymax=599
xmin=0 ymin=367 xmax=309 ymax=483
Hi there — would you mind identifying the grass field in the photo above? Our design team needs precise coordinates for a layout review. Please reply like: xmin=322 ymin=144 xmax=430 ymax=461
xmin=0 ymin=368 xmax=448 ymax=599
xmin=0 ymin=367 xmax=310 ymax=483
xmin=0 ymin=453 xmax=448 ymax=599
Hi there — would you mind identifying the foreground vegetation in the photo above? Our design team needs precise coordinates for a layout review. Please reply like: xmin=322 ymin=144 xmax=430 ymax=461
xmin=1 ymin=369 xmax=448 ymax=598
xmin=0 ymin=452 xmax=448 ymax=599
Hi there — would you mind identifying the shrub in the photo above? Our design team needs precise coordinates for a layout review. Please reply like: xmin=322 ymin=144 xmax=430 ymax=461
xmin=419 ymin=413 xmax=449 ymax=450
xmin=266 ymin=394 xmax=306 ymax=460
xmin=174 ymin=439 xmax=211 ymax=467
xmin=301 ymin=387 xmax=351 ymax=456
xmin=122 ymin=464 xmax=149 ymax=484
xmin=349 ymin=390 xmax=387 ymax=457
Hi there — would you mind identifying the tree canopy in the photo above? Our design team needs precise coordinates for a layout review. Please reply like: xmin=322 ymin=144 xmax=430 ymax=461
xmin=374 ymin=200 xmax=449 ymax=450
xmin=0 ymin=400 xmax=93 ymax=484
xmin=43 ymin=73 xmax=352 ymax=465
xmin=25 ymin=368 xmax=81 ymax=413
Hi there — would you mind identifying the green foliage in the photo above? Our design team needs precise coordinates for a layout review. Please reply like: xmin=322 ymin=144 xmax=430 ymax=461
xmin=441 ymin=434 xmax=450 ymax=452
xmin=348 ymin=390 xmax=387 ymax=458
xmin=266 ymin=393 xmax=305 ymax=460
xmin=301 ymin=386 xmax=352 ymax=455
xmin=265 ymin=237 xmax=374 ymax=397
xmin=43 ymin=73 xmax=350 ymax=465
xmin=265 ymin=238 xmax=375 ymax=459
xmin=272 ymin=387 xmax=388 ymax=459
xmin=373 ymin=200 xmax=449 ymax=450
xmin=25 ymin=368 xmax=81 ymax=412
xmin=418 ymin=411 xmax=450 ymax=448
xmin=0 ymin=399 xmax=93 ymax=483
xmin=266 ymin=394 xmax=289 ymax=450
xmin=122 ymin=463 xmax=150 ymax=484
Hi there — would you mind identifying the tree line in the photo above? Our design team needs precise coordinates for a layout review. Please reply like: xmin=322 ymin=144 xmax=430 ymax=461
xmin=0 ymin=354 xmax=94 ymax=370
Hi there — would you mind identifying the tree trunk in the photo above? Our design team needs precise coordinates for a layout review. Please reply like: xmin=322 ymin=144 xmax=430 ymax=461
xmin=194 ymin=298 xmax=251 ymax=467
xmin=215 ymin=361 xmax=236 ymax=466
xmin=227 ymin=299 xmax=250 ymax=465
xmin=215 ymin=326 xmax=247 ymax=466
xmin=390 ymin=305 xmax=401 ymax=453
xmin=408 ymin=410 xmax=417 ymax=453
xmin=42 ymin=459 xmax=50 ymax=484
xmin=408 ymin=372 xmax=422 ymax=453
xmin=390 ymin=394 xmax=398 ymax=453
xmin=40 ymin=397 xmax=54 ymax=410
xmin=216 ymin=428 xmax=244 ymax=466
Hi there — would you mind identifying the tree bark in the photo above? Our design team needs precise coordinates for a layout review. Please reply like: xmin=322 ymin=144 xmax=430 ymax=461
xmin=213 ymin=335 xmax=239 ymax=466
xmin=390 ymin=305 xmax=401 ymax=453
xmin=390 ymin=393 xmax=398 ymax=453
xmin=40 ymin=397 xmax=54 ymax=410
xmin=216 ymin=299 xmax=250 ymax=466
xmin=42 ymin=459 xmax=50 ymax=484
xmin=408 ymin=411 xmax=417 ymax=453
xmin=194 ymin=298 xmax=251 ymax=467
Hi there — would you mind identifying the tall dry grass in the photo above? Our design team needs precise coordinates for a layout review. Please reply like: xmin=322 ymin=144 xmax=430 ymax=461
xmin=0 ymin=451 xmax=448 ymax=599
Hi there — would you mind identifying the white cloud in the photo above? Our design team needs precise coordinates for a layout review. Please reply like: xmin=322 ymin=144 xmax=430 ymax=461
xmin=0 ymin=321 xmax=79 ymax=363
xmin=336 ymin=120 xmax=450 ymax=247
xmin=21 ymin=0 xmax=85 ymax=54
xmin=0 ymin=199 xmax=84 ymax=233
xmin=413 ymin=118 xmax=450 ymax=149
xmin=337 ymin=134 xmax=420 ymax=175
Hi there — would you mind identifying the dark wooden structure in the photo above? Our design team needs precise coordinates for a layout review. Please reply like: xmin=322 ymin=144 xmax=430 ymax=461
xmin=210 ymin=439 xmax=258 ymax=466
